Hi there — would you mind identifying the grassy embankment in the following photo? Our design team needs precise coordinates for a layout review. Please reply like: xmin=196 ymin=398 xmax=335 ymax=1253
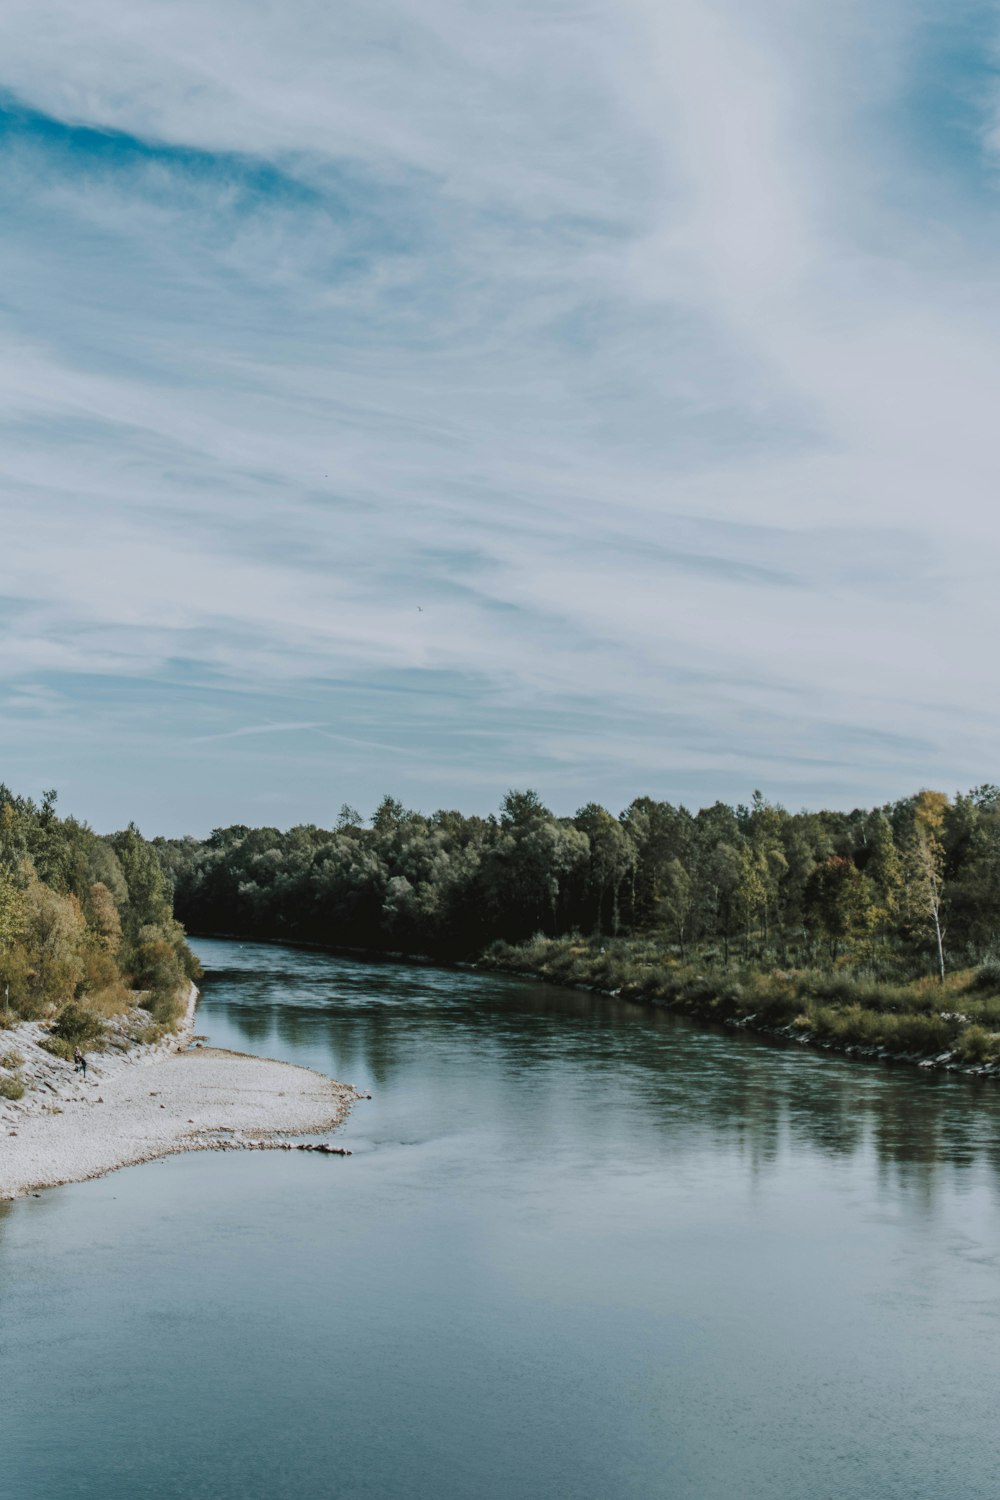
xmin=480 ymin=935 xmax=1000 ymax=1067
xmin=44 ymin=981 xmax=190 ymax=1052
xmin=0 ymin=977 xmax=195 ymax=1101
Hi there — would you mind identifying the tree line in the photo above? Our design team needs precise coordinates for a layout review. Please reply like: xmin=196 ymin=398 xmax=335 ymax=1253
xmin=156 ymin=785 xmax=1000 ymax=980
xmin=0 ymin=786 xmax=197 ymax=1026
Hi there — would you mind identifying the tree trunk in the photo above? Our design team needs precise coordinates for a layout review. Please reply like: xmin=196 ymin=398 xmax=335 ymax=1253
xmin=933 ymin=904 xmax=946 ymax=983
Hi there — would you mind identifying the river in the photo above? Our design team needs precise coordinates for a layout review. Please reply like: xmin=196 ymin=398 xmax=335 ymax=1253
xmin=3 ymin=937 xmax=1000 ymax=1498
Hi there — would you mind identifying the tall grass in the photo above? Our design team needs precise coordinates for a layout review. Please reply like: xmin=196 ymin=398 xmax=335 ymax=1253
xmin=141 ymin=982 xmax=188 ymax=1029
xmin=482 ymin=935 xmax=1000 ymax=1064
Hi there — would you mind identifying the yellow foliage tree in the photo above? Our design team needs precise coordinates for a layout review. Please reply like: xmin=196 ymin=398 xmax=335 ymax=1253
xmin=22 ymin=878 xmax=87 ymax=1007
xmin=904 ymin=790 xmax=949 ymax=982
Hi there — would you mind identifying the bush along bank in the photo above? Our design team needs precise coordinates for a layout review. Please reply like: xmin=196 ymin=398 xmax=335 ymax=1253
xmin=478 ymin=935 xmax=1000 ymax=1077
xmin=0 ymin=787 xmax=200 ymax=1078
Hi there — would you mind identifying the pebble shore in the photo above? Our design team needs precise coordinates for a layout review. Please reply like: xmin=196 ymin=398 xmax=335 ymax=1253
xmin=0 ymin=985 xmax=359 ymax=1200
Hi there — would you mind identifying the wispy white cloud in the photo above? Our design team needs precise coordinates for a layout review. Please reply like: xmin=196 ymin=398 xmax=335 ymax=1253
xmin=0 ymin=0 xmax=998 ymax=831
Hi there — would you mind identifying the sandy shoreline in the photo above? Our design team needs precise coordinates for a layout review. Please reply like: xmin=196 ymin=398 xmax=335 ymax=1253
xmin=0 ymin=985 xmax=359 ymax=1200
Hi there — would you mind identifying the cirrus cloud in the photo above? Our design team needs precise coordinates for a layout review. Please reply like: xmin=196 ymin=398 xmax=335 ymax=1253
xmin=0 ymin=0 xmax=997 ymax=833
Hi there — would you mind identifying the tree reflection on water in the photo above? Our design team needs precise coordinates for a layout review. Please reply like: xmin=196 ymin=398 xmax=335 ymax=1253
xmin=200 ymin=943 xmax=1000 ymax=1213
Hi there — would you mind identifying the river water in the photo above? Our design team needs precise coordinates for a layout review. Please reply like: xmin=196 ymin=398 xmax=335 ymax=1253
xmin=4 ymin=938 xmax=1000 ymax=1499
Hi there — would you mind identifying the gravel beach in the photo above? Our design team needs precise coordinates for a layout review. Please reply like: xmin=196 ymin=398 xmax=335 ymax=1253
xmin=0 ymin=986 xmax=358 ymax=1200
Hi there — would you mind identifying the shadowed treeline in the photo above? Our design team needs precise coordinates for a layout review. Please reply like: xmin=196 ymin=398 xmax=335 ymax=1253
xmin=158 ymin=786 xmax=1000 ymax=981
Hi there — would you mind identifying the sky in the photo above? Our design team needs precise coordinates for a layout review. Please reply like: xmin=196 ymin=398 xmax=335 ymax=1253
xmin=2 ymin=0 xmax=1000 ymax=836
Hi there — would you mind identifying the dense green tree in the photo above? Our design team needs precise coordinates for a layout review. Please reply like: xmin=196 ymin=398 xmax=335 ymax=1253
xmin=0 ymin=787 xmax=195 ymax=1022
xmin=146 ymin=782 xmax=1000 ymax=980
xmin=573 ymin=804 xmax=635 ymax=934
xmin=658 ymin=858 xmax=694 ymax=960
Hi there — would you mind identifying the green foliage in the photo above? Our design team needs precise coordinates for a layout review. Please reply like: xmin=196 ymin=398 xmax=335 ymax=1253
xmin=0 ymin=1071 xmax=25 ymax=1100
xmin=158 ymin=782 xmax=1000 ymax=980
xmin=954 ymin=1025 xmax=998 ymax=1065
xmin=970 ymin=955 xmax=1000 ymax=992
xmin=142 ymin=983 xmax=187 ymax=1029
xmin=14 ymin=775 xmax=1000 ymax=1070
xmin=0 ymin=787 xmax=195 ymax=1030
xmin=109 ymin=822 xmax=173 ymax=943
xmin=38 ymin=1035 xmax=75 ymax=1061
xmin=51 ymin=1002 xmax=104 ymax=1047
xmin=134 ymin=930 xmax=185 ymax=995
xmin=481 ymin=934 xmax=995 ymax=1062
xmin=128 ymin=1019 xmax=168 ymax=1046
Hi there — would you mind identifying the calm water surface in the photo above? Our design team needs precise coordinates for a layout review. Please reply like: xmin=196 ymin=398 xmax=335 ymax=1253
xmin=4 ymin=938 xmax=1000 ymax=1498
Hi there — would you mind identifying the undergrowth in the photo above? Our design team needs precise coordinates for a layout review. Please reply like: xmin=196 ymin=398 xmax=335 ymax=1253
xmin=482 ymin=936 xmax=1000 ymax=1064
xmin=0 ymin=1072 xmax=26 ymax=1100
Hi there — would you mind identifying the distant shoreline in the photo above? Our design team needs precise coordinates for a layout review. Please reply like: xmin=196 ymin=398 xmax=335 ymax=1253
xmin=475 ymin=941 xmax=1000 ymax=1084
xmin=177 ymin=934 xmax=1000 ymax=1086
xmin=0 ymin=984 xmax=358 ymax=1201
xmin=186 ymin=929 xmax=439 ymax=964
xmin=480 ymin=961 xmax=996 ymax=1079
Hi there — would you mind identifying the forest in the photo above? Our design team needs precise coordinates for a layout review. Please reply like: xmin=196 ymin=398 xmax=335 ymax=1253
xmin=0 ymin=786 xmax=198 ymax=1040
xmin=158 ymin=785 xmax=1000 ymax=981
xmin=7 ymin=781 xmax=1000 ymax=1068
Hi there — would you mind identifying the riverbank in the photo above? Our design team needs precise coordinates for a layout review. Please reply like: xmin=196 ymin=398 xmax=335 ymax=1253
xmin=185 ymin=929 xmax=1000 ymax=1080
xmin=0 ymin=984 xmax=359 ymax=1199
xmin=477 ymin=936 xmax=1000 ymax=1080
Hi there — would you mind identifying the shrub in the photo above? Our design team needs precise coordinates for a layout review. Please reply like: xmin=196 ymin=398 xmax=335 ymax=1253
xmin=129 ymin=1021 xmax=166 ymax=1046
xmin=80 ymin=941 xmax=120 ymax=994
xmin=51 ymin=1001 xmax=104 ymax=1046
xmin=0 ymin=1072 xmax=25 ymax=1100
xmin=38 ymin=1035 xmax=75 ymax=1061
xmin=142 ymin=985 xmax=186 ymax=1029
xmin=83 ymin=981 xmax=133 ymax=1018
xmin=132 ymin=935 xmax=185 ymax=996
xmin=970 ymin=955 xmax=1000 ymax=992
xmin=891 ymin=1012 xmax=953 ymax=1054
xmin=0 ymin=1049 xmax=24 ymax=1069
xmin=480 ymin=935 xmax=989 ymax=1061
xmin=809 ymin=974 xmax=861 ymax=1005
xmin=955 ymin=1024 xmax=998 ymax=1064
xmin=965 ymin=996 xmax=1000 ymax=1027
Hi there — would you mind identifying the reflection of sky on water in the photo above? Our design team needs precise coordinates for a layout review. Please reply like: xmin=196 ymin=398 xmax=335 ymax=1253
xmin=198 ymin=938 xmax=1000 ymax=1218
xmin=5 ymin=935 xmax=1000 ymax=1500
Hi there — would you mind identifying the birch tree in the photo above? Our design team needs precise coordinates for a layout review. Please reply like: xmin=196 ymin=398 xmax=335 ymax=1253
xmin=903 ymin=790 xmax=949 ymax=982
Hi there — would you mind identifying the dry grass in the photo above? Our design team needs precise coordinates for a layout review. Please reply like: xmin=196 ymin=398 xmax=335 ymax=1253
xmin=82 ymin=981 xmax=134 ymax=1018
xmin=482 ymin=936 xmax=1000 ymax=1063
xmin=0 ymin=1072 xmax=26 ymax=1100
